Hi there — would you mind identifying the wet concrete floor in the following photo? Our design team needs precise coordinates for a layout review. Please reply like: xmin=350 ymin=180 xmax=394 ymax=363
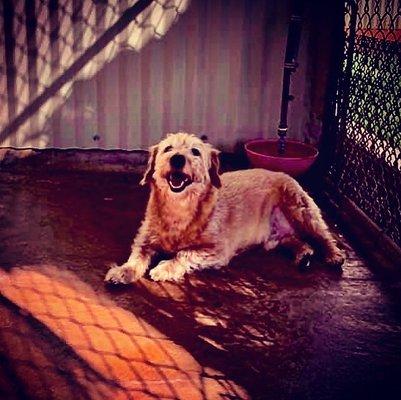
xmin=0 ymin=170 xmax=401 ymax=399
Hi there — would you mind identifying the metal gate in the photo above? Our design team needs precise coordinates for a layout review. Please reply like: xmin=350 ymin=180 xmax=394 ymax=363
xmin=329 ymin=0 xmax=401 ymax=247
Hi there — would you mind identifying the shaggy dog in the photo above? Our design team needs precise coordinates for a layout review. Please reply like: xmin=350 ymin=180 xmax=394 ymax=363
xmin=105 ymin=132 xmax=344 ymax=283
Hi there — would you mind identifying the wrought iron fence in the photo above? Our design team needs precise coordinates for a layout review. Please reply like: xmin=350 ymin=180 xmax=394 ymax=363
xmin=329 ymin=0 xmax=401 ymax=247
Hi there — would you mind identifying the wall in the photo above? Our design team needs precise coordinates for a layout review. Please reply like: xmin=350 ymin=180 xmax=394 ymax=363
xmin=2 ymin=0 xmax=314 ymax=150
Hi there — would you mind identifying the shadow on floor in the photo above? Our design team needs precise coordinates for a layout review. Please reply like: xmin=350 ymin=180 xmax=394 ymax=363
xmin=1 ymin=171 xmax=401 ymax=399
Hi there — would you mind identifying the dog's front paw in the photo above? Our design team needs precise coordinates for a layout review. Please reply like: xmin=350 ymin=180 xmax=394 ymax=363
xmin=149 ymin=260 xmax=186 ymax=282
xmin=104 ymin=263 xmax=144 ymax=284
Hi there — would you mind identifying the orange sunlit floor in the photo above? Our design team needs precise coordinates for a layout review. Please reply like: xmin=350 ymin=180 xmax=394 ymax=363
xmin=0 ymin=170 xmax=401 ymax=400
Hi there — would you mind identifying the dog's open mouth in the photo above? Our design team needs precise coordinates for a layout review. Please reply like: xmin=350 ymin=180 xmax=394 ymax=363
xmin=167 ymin=171 xmax=192 ymax=193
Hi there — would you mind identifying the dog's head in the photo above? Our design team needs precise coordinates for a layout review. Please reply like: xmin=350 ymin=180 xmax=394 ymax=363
xmin=140 ymin=132 xmax=221 ymax=197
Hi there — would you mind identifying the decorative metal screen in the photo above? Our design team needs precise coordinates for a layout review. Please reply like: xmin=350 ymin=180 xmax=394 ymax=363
xmin=330 ymin=0 xmax=401 ymax=247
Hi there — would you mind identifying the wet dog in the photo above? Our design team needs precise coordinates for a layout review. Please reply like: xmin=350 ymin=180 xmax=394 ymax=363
xmin=105 ymin=132 xmax=344 ymax=283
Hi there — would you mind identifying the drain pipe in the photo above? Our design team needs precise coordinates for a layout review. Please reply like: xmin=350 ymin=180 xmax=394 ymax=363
xmin=278 ymin=0 xmax=305 ymax=154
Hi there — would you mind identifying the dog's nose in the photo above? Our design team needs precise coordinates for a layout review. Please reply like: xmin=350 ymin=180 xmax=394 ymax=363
xmin=169 ymin=154 xmax=186 ymax=169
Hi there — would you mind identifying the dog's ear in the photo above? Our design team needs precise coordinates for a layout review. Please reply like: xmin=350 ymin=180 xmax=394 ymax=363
xmin=209 ymin=149 xmax=221 ymax=188
xmin=140 ymin=145 xmax=158 ymax=186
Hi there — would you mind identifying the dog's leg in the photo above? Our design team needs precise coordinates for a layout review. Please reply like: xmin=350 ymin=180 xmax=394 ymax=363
xmin=150 ymin=248 xmax=226 ymax=282
xmin=105 ymin=249 xmax=153 ymax=284
xmin=279 ymin=235 xmax=314 ymax=272
xmin=280 ymin=181 xmax=345 ymax=269
xmin=105 ymin=219 xmax=156 ymax=284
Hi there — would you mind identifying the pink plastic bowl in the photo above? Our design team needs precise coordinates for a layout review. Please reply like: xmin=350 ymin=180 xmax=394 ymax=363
xmin=245 ymin=139 xmax=319 ymax=177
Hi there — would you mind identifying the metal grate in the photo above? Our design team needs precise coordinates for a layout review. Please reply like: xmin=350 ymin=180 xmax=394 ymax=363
xmin=330 ymin=0 xmax=401 ymax=247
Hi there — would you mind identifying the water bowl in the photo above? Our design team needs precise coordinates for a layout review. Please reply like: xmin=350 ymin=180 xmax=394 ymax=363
xmin=245 ymin=139 xmax=318 ymax=177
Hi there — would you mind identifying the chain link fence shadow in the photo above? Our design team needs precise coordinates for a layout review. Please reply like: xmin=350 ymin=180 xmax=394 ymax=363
xmin=0 ymin=264 xmax=247 ymax=399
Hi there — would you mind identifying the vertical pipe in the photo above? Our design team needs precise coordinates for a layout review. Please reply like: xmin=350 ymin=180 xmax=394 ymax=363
xmin=277 ymin=0 xmax=304 ymax=154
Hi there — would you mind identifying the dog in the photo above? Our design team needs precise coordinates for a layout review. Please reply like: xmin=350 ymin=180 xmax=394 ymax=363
xmin=105 ymin=132 xmax=344 ymax=283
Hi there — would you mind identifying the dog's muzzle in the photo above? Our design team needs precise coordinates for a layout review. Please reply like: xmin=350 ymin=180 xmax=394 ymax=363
xmin=166 ymin=154 xmax=192 ymax=192
xmin=167 ymin=171 xmax=192 ymax=193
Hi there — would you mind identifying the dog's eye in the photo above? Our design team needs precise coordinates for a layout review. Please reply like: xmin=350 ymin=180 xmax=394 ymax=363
xmin=191 ymin=148 xmax=201 ymax=156
xmin=163 ymin=145 xmax=173 ymax=153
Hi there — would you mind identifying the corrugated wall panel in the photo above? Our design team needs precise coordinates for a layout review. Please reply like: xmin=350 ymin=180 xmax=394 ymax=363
xmin=1 ymin=0 xmax=313 ymax=150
